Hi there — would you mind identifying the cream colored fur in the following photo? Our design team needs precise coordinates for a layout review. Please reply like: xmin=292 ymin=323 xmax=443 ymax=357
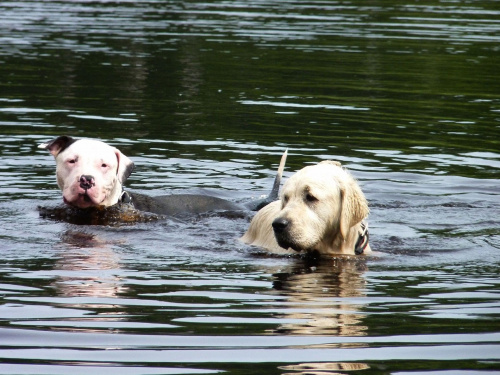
xmin=241 ymin=161 xmax=371 ymax=256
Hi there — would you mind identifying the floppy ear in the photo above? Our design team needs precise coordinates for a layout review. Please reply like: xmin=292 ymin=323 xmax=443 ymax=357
xmin=339 ymin=173 xmax=369 ymax=240
xmin=114 ymin=148 xmax=135 ymax=184
xmin=38 ymin=136 xmax=77 ymax=157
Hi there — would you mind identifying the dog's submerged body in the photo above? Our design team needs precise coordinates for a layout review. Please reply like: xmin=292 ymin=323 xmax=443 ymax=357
xmin=241 ymin=161 xmax=371 ymax=256
xmin=123 ymin=191 xmax=242 ymax=216
xmin=39 ymin=136 xmax=284 ymax=221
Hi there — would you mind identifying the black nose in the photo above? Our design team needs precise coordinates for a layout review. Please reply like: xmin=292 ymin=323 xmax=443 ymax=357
xmin=79 ymin=175 xmax=95 ymax=190
xmin=272 ymin=218 xmax=290 ymax=233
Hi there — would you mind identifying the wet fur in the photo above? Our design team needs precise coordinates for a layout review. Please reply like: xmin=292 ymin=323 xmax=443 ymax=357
xmin=40 ymin=136 xmax=286 ymax=219
xmin=241 ymin=161 xmax=371 ymax=256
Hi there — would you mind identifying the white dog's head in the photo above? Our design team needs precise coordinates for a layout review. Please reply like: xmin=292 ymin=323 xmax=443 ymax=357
xmin=39 ymin=136 xmax=134 ymax=209
xmin=272 ymin=161 xmax=369 ymax=254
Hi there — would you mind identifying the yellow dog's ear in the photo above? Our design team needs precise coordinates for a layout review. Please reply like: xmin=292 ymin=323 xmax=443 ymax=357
xmin=339 ymin=173 xmax=369 ymax=240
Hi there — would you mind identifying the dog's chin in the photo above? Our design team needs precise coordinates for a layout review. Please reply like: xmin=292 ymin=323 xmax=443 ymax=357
xmin=274 ymin=233 xmax=304 ymax=252
xmin=274 ymin=231 xmax=320 ymax=253
xmin=64 ymin=194 xmax=103 ymax=209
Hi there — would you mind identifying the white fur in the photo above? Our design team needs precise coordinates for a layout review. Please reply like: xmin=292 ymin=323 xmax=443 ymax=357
xmin=42 ymin=138 xmax=134 ymax=209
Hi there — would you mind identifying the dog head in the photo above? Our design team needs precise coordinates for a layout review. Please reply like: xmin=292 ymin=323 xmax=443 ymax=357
xmin=39 ymin=136 xmax=135 ymax=209
xmin=272 ymin=161 xmax=369 ymax=253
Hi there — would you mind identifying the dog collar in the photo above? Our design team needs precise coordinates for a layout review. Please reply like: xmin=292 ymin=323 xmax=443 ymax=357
xmin=120 ymin=190 xmax=133 ymax=204
xmin=354 ymin=221 xmax=369 ymax=255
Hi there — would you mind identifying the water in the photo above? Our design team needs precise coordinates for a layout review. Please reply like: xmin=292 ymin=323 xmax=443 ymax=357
xmin=0 ymin=0 xmax=499 ymax=374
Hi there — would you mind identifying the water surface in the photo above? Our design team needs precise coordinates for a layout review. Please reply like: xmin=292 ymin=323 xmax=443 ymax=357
xmin=0 ymin=1 xmax=499 ymax=374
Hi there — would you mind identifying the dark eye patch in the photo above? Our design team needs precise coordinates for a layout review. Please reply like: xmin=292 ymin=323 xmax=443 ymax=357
xmin=305 ymin=192 xmax=318 ymax=203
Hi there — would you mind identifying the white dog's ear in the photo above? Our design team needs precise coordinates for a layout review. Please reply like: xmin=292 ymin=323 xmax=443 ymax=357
xmin=339 ymin=175 xmax=369 ymax=240
xmin=114 ymin=148 xmax=135 ymax=183
xmin=38 ymin=136 xmax=77 ymax=157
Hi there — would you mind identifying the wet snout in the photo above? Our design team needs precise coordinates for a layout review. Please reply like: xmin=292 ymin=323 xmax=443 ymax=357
xmin=79 ymin=175 xmax=95 ymax=191
xmin=272 ymin=217 xmax=290 ymax=234
xmin=272 ymin=217 xmax=300 ymax=252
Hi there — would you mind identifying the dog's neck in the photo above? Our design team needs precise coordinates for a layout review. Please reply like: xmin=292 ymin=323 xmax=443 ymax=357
xmin=315 ymin=223 xmax=366 ymax=255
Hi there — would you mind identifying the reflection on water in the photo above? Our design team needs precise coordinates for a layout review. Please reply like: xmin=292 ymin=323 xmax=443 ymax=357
xmin=0 ymin=0 xmax=499 ymax=373
xmin=280 ymin=362 xmax=370 ymax=375
xmin=271 ymin=259 xmax=368 ymax=338
xmin=53 ymin=231 xmax=128 ymax=299
xmin=270 ymin=263 xmax=370 ymax=375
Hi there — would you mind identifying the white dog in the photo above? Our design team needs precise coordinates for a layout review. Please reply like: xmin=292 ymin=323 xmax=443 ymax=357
xmin=39 ymin=136 xmax=285 ymax=218
xmin=39 ymin=136 xmax=134 ymax=209
xmin=241 ymin=161 xmax=371 ymax=256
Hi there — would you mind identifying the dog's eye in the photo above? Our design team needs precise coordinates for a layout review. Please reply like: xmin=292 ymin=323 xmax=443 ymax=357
xmin=305 ymin=193 xmax=318 ymax=203
xmin=101 ymin=163 xmax=108 ymax=168
xmin=68 ymin=159 xmax=76 ymax=164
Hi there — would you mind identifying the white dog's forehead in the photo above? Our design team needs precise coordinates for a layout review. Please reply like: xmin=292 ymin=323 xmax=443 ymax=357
xmin=59 ymin=139 xmax=117 ymax=161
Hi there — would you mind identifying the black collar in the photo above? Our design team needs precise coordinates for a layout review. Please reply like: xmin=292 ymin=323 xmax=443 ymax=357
xmin=354 ymin=221 xmax=369 ymax=255
xmin=120 ymin=190 xmax=133 ymax=204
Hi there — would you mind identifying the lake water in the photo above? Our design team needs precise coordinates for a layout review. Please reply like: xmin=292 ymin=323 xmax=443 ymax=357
xmin=0 ymin=1 xmax=499 ymax=374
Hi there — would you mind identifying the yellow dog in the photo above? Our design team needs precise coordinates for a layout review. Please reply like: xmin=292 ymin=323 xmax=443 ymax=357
xmin=241 ymin=161 xmax=370 ymax=256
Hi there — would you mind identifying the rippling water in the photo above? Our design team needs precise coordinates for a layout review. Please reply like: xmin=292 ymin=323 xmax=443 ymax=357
xmin=0 ymin=1 xmax=499 ymax=374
